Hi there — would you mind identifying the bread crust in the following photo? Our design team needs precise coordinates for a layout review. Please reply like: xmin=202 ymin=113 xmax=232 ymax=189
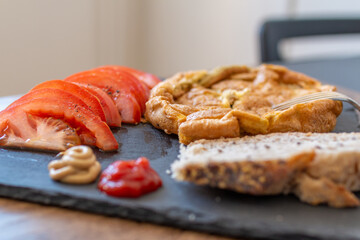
xmin=173 ymin=151 xmax=314 ymax=195
xmin=145 ymin=64 xmax=342 ymax=144
xmin=171 ymin=133 xmax=360 ymax=208
xmin=294 ymin=174 xmax=360 ymax=208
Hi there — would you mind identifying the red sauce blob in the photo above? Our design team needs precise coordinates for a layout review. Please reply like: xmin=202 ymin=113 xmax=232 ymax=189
xmin=98 ymin=157 xmax=162 ymax=197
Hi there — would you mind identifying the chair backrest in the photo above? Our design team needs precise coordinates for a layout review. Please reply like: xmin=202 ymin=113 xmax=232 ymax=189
xmin=259 ymin=18 xmax=360 ymax=62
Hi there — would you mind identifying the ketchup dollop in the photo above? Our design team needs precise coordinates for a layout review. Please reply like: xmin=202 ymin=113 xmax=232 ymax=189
xmin=98 ymin=157 xmax=162 ymax=197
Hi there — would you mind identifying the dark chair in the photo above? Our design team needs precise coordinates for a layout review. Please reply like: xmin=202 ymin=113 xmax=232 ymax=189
xmin=259 ymin=18 xmax=360 ymax=62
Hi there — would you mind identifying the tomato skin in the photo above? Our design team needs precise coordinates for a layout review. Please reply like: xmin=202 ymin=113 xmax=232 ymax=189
xmin=1 ymin=94 xmax=118 ymax=151
xmin=30 ymin=80 xmax=106 ymax=123
xmin=98 ymin=65 xmax=161 ymax=89
xmin=7 ymin=88 xmax=90 ymax=112
xmin=94 ymin=66 xmax=150 ymax=109
xmin=98 ymin=157 xmax=162 ymax=197
xmin=65 ymin=71 xmax=142 ymax=124
xmin=73 ymin=83 xmax=122 ymax=128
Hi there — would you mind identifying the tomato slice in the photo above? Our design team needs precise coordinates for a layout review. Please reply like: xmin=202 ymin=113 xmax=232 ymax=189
xmin=7 ymin=88 xmax=90 ymax=112
xmin=94 ymin=66 xmax=150 ymax=110
xmin=0 ymin=110 xmax=36 ymax=141
xmin=64 ymin=71 xmax=142 ymax=124
xmin=30 ymin=80 xmax=106 ymax=123
xmin=73 ymin=83 xmax=122 ymax=128
xmin=1 ymin=93 xmax=118 ymax=151
xmin=4 ymin=89 xmax=90 ymax=142
xmin=0 ymin=110 xmax=81 ymax=151
xmin=98 ymin=65 xmax=161 ymax=89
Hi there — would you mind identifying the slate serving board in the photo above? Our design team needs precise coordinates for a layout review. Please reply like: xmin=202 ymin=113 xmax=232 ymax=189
xmin=0 ymin=104 xmax=360 ymax=240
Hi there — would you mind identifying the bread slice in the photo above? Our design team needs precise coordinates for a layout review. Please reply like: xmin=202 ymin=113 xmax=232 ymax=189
xmin=171 ymin=132 xmax=360 ymax=208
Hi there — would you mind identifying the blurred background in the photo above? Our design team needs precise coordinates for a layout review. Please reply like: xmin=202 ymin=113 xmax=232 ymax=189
xmin=1 ymin=0 xmax=360 ymax=96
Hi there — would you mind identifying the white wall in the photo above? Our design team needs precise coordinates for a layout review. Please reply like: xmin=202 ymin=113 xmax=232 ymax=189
xmin=1 ymin=0 xmax=360 ymax=96
xmin=0 ymin=0 xmax=98 ymax=96
xmin=82 ymin=0 xmax=289 ymax=76
xmin=131 ymin=0 xmax=287 ymax=76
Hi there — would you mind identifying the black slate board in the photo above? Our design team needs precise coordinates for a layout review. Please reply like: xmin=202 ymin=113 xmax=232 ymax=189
xmin=0 ymin=104 xmax=360 ymax=240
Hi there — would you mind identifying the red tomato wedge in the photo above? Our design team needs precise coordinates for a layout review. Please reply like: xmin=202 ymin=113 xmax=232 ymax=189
xmin=73 ymin=83 xmax=122 ymax=128
xmin=97 ymin=65 xmax=161 ymax=89
xmin=94 ymin=66 xmax=150 ymax=107
xmin=7 ymin=88 xmax=90 ymax=112
xmin=30 ymin=80 xmax=106 ymax=123
xmin=64 ymin=71 xmax=142 ymax=124
xmin=1 ymin=90 xmax=118 ymax=151
xmin=0 ymin=110 xmax=82 ymax=151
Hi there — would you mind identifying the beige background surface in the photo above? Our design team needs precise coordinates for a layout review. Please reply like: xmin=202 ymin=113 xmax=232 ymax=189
xmin=1 ymin=0 xmax=360 ymax=97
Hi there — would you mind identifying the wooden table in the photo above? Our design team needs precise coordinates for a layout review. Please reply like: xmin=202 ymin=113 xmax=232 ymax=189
xmin=0 ymin=198 xmax=234 ymax=240
xmin=1 ymin=58 xmax=360 ymax=240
